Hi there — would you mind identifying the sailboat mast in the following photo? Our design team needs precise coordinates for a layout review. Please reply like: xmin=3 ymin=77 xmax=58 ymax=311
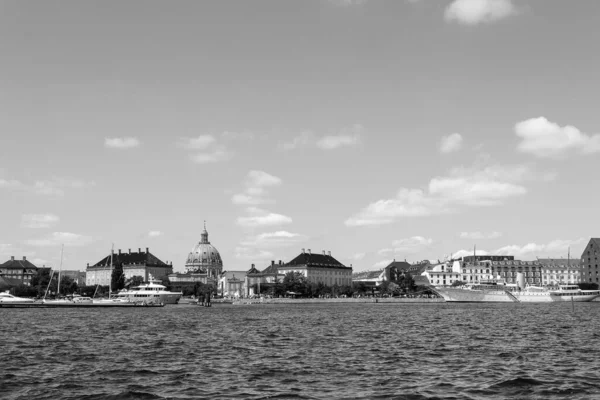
xmin=109 ymin=244 xmax=114 ymax=299
xmin=57 ymin=244 xmax=64 ymax=298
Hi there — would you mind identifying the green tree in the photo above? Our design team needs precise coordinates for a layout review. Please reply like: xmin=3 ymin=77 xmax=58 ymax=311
xmin=283 ymin=272 xmax=309 ymax=297
xmin=127 ymin=275 xmax=145 ymax=288
xmin=111 ymin=263 xmax=125 ymax=292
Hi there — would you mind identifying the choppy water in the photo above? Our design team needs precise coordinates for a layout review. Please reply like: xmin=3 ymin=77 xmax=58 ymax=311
xmin=1 ymin=302 xmax=600 ymax=399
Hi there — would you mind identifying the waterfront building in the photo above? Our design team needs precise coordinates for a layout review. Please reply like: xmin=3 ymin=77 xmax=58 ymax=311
xmin=245 ymin=261 xmax=285 ymax=296
xmin=581 ymin=238 xmax=600 ymax=284
xmin=0 ymin=256 xmax=39 ymax=286
xmin=422 ymin=257 xmax=544 ymax=287
xmin=278 ymin=249 xmax=352 ymax=286
xmin=184 ymin=223 xmax=223 ymax=279
xmin=85 ymin=248 xmax=173 ymax=286
xmin=218 ymin=271 xmax=247 ymax=297
xmin=538 ymin=258 xmax=581 ymax=286
xmin=352 ymin=260 xmax=429 ymax=287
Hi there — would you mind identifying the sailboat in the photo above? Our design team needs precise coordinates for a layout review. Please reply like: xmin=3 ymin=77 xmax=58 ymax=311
xmin=42 ymin=245 xmax=70 ymax=304
xmin=93 ymin=245 xmax=121 ymax=303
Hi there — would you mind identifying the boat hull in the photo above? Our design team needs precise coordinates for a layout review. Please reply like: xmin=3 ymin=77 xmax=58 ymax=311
xmin=435 ymin=288 xmax=600 ymax=303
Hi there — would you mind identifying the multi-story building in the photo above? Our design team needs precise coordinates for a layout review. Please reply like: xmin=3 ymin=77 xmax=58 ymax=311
xmin=0 ymin=256 xmax=39 ymax=286
xmin=538 ymin=258 xmax=581 ymax=286
xmin=581 ymin=238 xmax=600 ymax=284
xmin=278 ymin=249 xmax=353 ymax=286
xmin=86 ymin=247 xmax=172 ymax=286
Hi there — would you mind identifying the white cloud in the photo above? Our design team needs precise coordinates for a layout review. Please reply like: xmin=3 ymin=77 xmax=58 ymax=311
xmin=0 ymin=177 xmax=94 ymax=197
xmin=515 ymin=117 xmax=600 ymax=158
xmin=178 ymin=134 xmax=234 ymax=164
xmin=190 ymin=148 xmax=232 ymax=164
xmin=349 ymin=252 xmax=366 ymax=261
xmin=240 ymin=231 xmax=308 ymax=248
xmin=372 ymin=259 xmax=393 ymax=269
xmin=104 ymin=137 xmax=141 ymax=149
xmin=177 ymin=135 xmax=217 ymax=150
xmin=234 ymin=246 xmax=275 ymax=260
xmin=452 ymin=249 xmax=491 ymax=259
xmin=460 ymin=231 xmax=502 ymax=240
xmin=393 ymin=236 xmax=433 ymax=253
xmin=445 ymin=0 xmax=518 ymax=25
xmin=21 ymin=214 xmax=60 ymax=229
xmin=346 ymin=161 xmax=530 ymax=226
xmin=232 ymin=170 xmax=282 ymax=205
xmin=236 ymin=207 xmax=292 ymax=228
xmin=439 ymin=133 xmax=463 ymax=154
xmin=147 ymin=231 xmax=163 ymax=238
xmin=25 ymin=232 xmax=94 ymax=247
xmin=281 ymin=124 xmax=363 ymax=151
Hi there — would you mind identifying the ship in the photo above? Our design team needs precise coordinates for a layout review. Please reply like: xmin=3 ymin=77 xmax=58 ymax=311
xmin=433 ymin=281 xmax=600 ymax=303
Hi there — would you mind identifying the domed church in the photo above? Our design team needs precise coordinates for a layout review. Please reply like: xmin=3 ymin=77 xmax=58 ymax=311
xmin=184 ymin=222 xmax=223 ymax=279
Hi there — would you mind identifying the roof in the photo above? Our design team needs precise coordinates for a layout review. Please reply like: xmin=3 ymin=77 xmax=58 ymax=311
xmin=89 ymin=249 xmax=169 ymax=269
xmin=538 ymin=258 xmax=581 ymax=266
xmin=285 ymin=252 xmax=350 ymax=270
xmin=384 ymin=261 xmax=411 ymax=271
xmin=0 ymin=257 xmax=39 ymax=270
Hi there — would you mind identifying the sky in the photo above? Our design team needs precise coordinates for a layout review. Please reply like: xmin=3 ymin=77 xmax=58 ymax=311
xmin=1 ymin=0 xmax=599 ymax=273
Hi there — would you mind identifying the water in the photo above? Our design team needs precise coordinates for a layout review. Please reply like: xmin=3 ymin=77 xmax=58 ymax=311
xmin=1 ymin=303 xmax=600 ymax=399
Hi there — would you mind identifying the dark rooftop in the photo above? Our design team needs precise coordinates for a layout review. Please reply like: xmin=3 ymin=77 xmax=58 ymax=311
xmin=89 ymin=248 xmax=169 ymax=268
xmin=1 ymin=256 xmax=39 ymax=270
xmin=285 ymin=252 xmax=350 ymax=270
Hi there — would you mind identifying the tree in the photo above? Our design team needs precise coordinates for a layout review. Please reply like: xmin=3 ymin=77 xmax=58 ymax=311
xmin=283 ymin=272 xmax=309 ymax=297
xmin=127 ymin=275 xmax=145 ymax=288
xmin=111 ymin=263 xmax=125 ymax=292
xmin=451 ymin=280 xmax=465 ymax=287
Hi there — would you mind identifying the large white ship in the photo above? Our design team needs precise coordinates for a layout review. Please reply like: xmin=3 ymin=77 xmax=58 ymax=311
xmin=434 ymin=282 xmax=600 ymax=303
xmin=115 ymin=279 xmax=183 ymax=305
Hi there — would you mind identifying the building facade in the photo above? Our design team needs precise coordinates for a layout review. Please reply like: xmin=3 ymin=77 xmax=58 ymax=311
xmin=581 ymin=238 xmax=600 ymax=284
xmin=245 ymin=261 xmax=286 ymax=296
xmin=278 ymin=249 xmax=352 ymax=286
xmin=538 ymin=258 xmax=581 ymax=286
xmin=85 ymin=247 xmax=173 ymax=286
xmin=0 ymin=256 xmax=39 ymax=286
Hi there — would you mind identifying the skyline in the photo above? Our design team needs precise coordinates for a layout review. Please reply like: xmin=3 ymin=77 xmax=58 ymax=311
xmin=1 ymin=0 xmax=599 ymax=272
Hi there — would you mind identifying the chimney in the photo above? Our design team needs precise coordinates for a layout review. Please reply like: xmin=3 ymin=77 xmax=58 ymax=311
xmin=118 ymin=249 xmax=122 ymax=255
xmin=138 ymin=248 xmax=141 ymax=253
xmin=302 ymin=248 xmax=305 ymax=254
xmin=328 ymin=251 xmax=331 ymax=257
xmin=251 ymin=263 xmax=255 ymax=268
xmin=322 ymin=250 xmax=326 ymax=255
xmin=23 ymin=256 xmax=26 ymax=261
xmin=271 ymin=260 xmax=275 ymax=266
xmin=308 ymin=249 xmax=311 ymax=255
xmin=87 ymin=263 xmax=89 ymax=267
xmin=11 ymin=256 xmax=14 ymax=261
xmin=146 ymin=247 xmax=149 ymax=254
xmin=279 ymin=260 xmax=282 ymax=265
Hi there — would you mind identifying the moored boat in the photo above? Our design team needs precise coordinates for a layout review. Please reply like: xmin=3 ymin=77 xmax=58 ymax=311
xmin=114 ymin=279 xmax=182 ymax=305
xmin=0 ymin=291 xmax=35 ymax=304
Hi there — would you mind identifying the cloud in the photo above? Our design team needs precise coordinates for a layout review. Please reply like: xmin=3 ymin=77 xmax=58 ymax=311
xmin=240 ymin=231 xmax=308 ymax=248
xmin=349 ymin=252 xmax=366 ymax=261
xmin=0 ymin=177 xmax=95 ymax=197
xmin=439 ymin=133 xmax=463 ymax=154
xmin=346 ymin=161 xmax=530 ymax=226
xmin=328 ymin=0 xmax=368 ymax=6
xmin=393 ymin=236 xmax=433 ymax=253
xmin=236 ymin=207 xmax=293 ymax=228
xmin=452 ymin=249 xmax=491 ymax=259
xmin=460 ymin=231 xmax=502 ymax=240
xmin=178 ymin=134 xmax=234 ymax=164
xmin=190 ymin=149 xmax=232 ymax=164
xmin=234 ymin=247 xmax=275 ymax=261
xmin=515 ymin=117 xmax=600 ymax=158
xmin=147 ymin=231 xmax=163 ymax=238
xmin=372 ymin=259 xmax=393 ymax=269
xmin=281 ymin=124 xmax=363 ymax=151
xmin=21 ymin=214 xmax=60 ymax=229
xmin=104 ymin=137 xmax=141 ymax=149
xmin=25 ymin=232 xmax=94 ymax=247
xmin=445 ymin=0 xmax=518 ymax=25
xmin=232 ymin=170 xmax=282 ymax=205
xmin=177 ymin=135 xmax=217 ymax=150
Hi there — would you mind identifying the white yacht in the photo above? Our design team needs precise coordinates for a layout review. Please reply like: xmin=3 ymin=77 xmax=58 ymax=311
xmin=115 ymin=279 xmax=182 ymax=305
xmin=548 ymin=285 xmax=600 ymax=302
xmin=0 ymin=291 xmax=35 ymax=304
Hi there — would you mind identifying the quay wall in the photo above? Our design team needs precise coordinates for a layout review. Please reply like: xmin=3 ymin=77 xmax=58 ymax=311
xmin=231 ymin=297 xmax=444 ymax=305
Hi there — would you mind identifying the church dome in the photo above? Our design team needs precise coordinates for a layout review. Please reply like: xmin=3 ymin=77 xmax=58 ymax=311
xmin=185 ymin=223 xmax=223 ymax=275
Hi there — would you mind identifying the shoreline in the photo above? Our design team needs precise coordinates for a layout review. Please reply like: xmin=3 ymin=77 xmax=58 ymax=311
xmin=230 ymin=297 xmax=444 ymax=305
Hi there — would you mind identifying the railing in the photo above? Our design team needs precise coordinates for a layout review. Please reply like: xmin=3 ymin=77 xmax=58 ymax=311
xmin=504 ymin=290 xmax=520 ymax=303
